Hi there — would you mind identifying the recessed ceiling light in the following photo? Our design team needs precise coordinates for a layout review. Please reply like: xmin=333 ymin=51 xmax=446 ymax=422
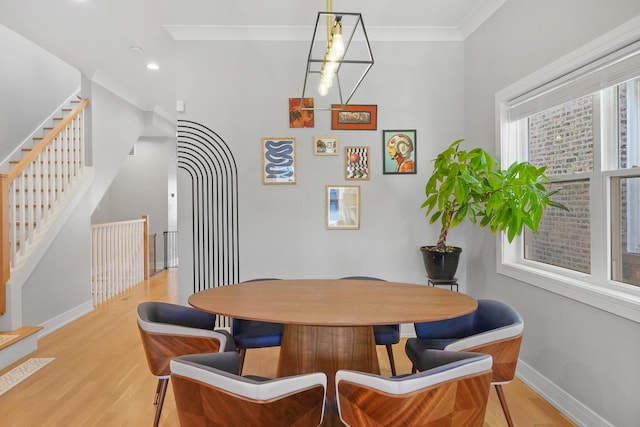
xmin=146 ymin=62 xmax=160 ymax=71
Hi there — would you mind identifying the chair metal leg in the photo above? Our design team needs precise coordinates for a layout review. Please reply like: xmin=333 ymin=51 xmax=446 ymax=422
xmin=153 ymin=378 xmax=169 ymax=427
xmin=238 ymin=348 xmax=247 ymax=374
xmin=385 ymin=344 xmax=397 ymax=376
xmin=153 ymin=379 xmax=162 ymax=405
xmin=495 ymin=384 xmax=515 ymax=427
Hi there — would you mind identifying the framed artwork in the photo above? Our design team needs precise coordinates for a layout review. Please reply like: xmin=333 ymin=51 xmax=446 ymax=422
xmin=331 ymin=104 xmax=377 ymax=130
xmin=262 ymin=137 xmax=296 ymax=184
xmin=313 ymin=136 xmax=339 ymax=155
xmin=326 ymin=185 xmax=360 ymax=229
xmin=383 ymin=129 xmax=417 ymax=174
xmin=344 ymin=146 xmax=370 ymax=180
xmin=289 ymin=97 xmax=314 ymax=128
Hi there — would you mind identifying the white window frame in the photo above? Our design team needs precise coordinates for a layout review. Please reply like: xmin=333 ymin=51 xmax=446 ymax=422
xmin=625 ymin=80 xmax=640 ymax=253
xmin=495 ymin=16 xmax=640 ymax=323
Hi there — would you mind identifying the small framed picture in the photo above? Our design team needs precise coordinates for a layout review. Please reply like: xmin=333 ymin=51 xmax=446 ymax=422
xmin=326 ymin=185 xmax=360 ymax=229
xmin=289 ymin=98 xmax=314 ymax=128
xmin=313 ymin=136 xmax=339 ymax=155
xmin=344 ymin=146 xmax=370 ymax=180
xmin=262 ymin=137 xmax=296 ymax=184
xmin=383 ymin=130 xmax=416 ymax=174
xmin=331 ymin=104 xmax=377 ymax=130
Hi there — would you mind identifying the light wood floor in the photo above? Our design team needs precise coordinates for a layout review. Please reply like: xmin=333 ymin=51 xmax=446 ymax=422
xmin=0 ymin=269 xmax=576 ymax=426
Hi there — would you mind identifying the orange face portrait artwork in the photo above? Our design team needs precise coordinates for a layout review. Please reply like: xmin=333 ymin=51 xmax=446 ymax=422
xmin=384 ymin=132 xmax=416 ymax=174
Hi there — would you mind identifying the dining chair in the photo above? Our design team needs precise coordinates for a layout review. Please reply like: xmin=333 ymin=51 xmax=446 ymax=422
xmin=336 ymin=349 xmax=493 ymax=427
xmin=170 ymin=351 xmax=327 ymax=427
xmin=137 ymin=301 xmax=236 ymax=427
xmin=405 ymin=299 xmax=524 ymax=427
xmin=231 ymin=278 xmax=284 ymax=373
xmin=339 ymin=276 xmax=400 ymax=375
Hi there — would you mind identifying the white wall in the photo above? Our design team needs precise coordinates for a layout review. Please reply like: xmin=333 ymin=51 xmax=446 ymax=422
xmin=92 ymin=137 xmax=174 ymax=259
xmin=465 ymin=1 xmax=640 ymax=426
xmin=21 ymin=201 xmax=92 ymax=327
xmin=175 ymin=39 xmax=465 ymax=303
xmin=18 ymin=80 xmax=147 ymax=332
xmin=86 ymin=83 xmax=146 ymax=212
xmin=0 ymin=24 xmax=79 ymax=163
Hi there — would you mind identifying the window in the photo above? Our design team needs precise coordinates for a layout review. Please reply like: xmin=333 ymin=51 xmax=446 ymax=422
xmin=496 ymin=30 xmax=640 ymax=322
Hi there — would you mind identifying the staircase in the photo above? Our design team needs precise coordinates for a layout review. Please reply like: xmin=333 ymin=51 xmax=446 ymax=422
xmin=0 ymin=93 xmax=90 ymax=369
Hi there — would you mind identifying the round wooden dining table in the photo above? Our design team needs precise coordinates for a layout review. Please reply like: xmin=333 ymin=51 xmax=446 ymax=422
xmin=188 ymin=278 xmax=477 ymax=426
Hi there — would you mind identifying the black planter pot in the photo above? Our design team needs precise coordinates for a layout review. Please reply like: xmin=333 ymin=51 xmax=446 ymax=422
xmin=420 ymin=246 xmax=462 ymax=280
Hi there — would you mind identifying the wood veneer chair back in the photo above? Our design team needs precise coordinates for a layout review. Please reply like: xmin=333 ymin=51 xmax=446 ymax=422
xmin=336 ymin=350 xmax=493 ymax=427
xmin=171 ymin=351 xmax=327 ymax=427
xmin=406 ymin=299 xmax=523 ymax=427
xmin=137 ymin=301 xmax=236 ymax=427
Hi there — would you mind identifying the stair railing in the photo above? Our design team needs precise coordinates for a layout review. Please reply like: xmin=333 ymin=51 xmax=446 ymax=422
xmin=0 ymin=98 xmax=89 ymax=315
xmin=90 ymin=215 xmax=149 ymax=305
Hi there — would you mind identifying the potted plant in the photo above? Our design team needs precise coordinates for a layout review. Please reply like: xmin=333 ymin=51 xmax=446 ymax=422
xmin=420 ymin=139 xmax=567 ymax=280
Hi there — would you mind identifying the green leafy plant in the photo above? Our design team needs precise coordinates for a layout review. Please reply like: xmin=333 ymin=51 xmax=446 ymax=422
xmin=422 ymin=139 xmax=568 ymax=252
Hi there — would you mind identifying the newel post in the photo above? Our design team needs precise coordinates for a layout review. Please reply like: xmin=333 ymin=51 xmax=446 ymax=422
xmin=0 ymin=174 xmax=9 ymax=315
xmin=142 ymin=215 xmax=149 ymax=280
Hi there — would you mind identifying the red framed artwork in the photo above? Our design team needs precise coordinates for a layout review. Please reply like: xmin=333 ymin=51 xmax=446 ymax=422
xmin=331 ymin=104 xmax=377 ymax=130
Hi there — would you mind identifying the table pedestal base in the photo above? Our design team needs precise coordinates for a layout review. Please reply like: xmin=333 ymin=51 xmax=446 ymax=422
xmin=278 ymin=324 xmax=380 ymax=426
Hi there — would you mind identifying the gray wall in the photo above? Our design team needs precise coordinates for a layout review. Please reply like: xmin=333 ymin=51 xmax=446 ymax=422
xmin=465 ymin=1 xmax=640 ymax=426
xmin=0 ymin=24 xmax=79 ymax=163
xmin=175 ymin=39 xmax=466 ymax=303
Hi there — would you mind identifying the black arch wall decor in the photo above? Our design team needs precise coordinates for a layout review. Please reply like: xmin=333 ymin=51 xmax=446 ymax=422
xmin=177 ymin=120 xmax=240 ymax=308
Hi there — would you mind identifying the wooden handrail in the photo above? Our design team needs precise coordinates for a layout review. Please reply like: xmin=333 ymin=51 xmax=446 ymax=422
xmin=7 ymin=98 xmax=89 ymax=181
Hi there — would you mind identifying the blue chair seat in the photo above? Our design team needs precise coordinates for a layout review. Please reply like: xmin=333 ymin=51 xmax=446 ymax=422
xmin=405 ymin=338 xmax=460 ymax=366
xmin=232 ymin=319 xmax=283 ymax=349
xmin=372 ymin=324 xmax=400 ymax=345
xmin=232 ymin=278 xmax=285 ymax=373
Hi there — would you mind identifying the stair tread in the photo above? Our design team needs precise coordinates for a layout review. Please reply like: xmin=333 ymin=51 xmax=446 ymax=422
xmin=0 ymin=326 xmax=43 ymax=351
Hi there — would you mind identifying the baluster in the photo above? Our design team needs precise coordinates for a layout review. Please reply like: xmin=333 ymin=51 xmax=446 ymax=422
xmin=55 ymin=134 xmax=62 ymax=203
xmin=79 ymin=112 xmax=85 ymax=171
xmin=25 ymin=164 xmax=33 ymax=245
xmin=8 ymin=180 xmax=17 ymax=267
xmin=62 ymin=125 xmax=69 ymax=188
xmin=17 ymin=173 xmax=26 ymax=259
xmin=34 ymin=150 xmax=42 ymax=226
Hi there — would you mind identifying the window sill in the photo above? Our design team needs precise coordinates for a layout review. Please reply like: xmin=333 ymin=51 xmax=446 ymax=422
xmin=497 ymin=261 xmax=640 ymax=324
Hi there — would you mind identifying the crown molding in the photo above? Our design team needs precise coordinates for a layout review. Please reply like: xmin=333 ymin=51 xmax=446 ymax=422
xmin=458 ymin=0 xmax=507 ymax=39
xmin=162 ymin=1 xmax=508 ymax=42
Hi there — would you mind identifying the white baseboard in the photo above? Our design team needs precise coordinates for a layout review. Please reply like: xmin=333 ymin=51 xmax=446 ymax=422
xmin=38 ymin=300 xmax=94 ymax=338
xmin=516 ymin=360 xmax=613 ymax=427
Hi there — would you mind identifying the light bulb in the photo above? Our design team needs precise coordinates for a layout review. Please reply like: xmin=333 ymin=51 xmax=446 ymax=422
xmin=331 ymin=34 xmax=345 ymax=58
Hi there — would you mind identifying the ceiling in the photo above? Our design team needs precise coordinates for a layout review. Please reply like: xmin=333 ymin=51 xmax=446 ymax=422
xmin=0 ymin=0 xmax=506 ymax=119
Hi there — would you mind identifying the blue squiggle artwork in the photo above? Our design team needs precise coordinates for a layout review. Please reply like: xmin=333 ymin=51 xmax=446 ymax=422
xmin=264 ymin=139 xmax=295 ymax=182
